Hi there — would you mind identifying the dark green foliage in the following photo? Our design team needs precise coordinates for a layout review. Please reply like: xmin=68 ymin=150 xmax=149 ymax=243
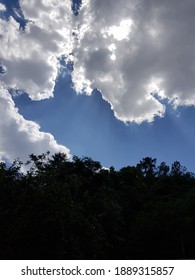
xmin=0 ymin=153 xmax=195 ymax=259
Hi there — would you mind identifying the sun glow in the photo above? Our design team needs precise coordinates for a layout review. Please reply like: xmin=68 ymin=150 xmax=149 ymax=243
xmin=104 ymin=19 xmax=134 ymax=41
xmin=108 ymin=43 xmax=116 ymax=60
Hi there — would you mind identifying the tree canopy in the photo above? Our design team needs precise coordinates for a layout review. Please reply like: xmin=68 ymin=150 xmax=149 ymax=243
xmin=0 ymin=153 xmax=195 ymax=259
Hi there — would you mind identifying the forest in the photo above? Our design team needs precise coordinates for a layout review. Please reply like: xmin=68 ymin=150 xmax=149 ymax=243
xmin=0 ymin=152 xmax=195 ymax=259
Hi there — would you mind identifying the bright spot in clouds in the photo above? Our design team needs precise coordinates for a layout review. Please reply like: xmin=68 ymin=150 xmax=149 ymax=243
xmin=108 ymin=43 xmax=116 ymax=61
xmin=106 ymin=19 xmax=134 ymax=41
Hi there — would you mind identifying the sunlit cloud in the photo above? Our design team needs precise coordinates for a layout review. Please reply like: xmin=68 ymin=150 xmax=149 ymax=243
xmin=71 ymin=0 xmax=195 ymax=123
xmin=104 ymin=19 xmax=134 ymax=41
xmin=0 ymin=0 xmax=73 ymax=163
xmin=0 ymin=82 xmax=71 ymax=163
xmin=0 ymin=0 xmax=73 ymax=100
xmin=0 ymin=3 xmax=6 ymax=12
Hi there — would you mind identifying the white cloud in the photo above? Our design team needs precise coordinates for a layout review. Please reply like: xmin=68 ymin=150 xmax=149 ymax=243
xmin=104 ymin=19 xmax=134 ymax=41
xmin=0 ymin=3 xmax=6 ymax=12
xmin=72 ymin=0 xmax=195 ymax=123
xmin=1 ymin=0 xmax=195 ymax=123
xmin=0 ymin=0 xmax=73 ymax=165
xmin=0 ymin=0 xmax=73 ymax=100
xmin=0 ymin=82 xmax=71 ymax=164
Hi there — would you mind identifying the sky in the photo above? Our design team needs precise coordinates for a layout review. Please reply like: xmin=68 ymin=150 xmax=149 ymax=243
xmin=1 ymin=0 xmax=195 ymax=171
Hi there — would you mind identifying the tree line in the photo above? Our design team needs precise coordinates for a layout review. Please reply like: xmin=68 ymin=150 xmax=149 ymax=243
xmin=0 ymin=152 xmax=195 ymax=259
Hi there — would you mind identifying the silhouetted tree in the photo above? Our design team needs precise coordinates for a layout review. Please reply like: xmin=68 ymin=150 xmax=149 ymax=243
xmin=0 ymin=153 xmax=195 ymax=259
xmin=157 ymin=161 xmax=170 ymax=177
xmin=136 ymin=157 xmax=157 ymax=177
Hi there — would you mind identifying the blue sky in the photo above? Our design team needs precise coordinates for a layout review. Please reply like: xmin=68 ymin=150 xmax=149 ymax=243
xmin=14 ymin=78 xmax=195 ymax=171
xmin=1 ymin=0 xmax=195 ymax=172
